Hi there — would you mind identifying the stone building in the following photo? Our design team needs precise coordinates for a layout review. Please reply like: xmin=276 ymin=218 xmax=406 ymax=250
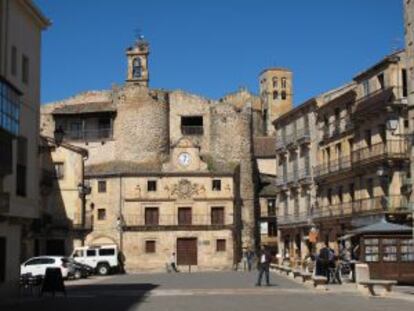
xmin=314 ymin=50 xmax=411 ymax=253
xmin=273 ymin=97 xmax=320 ymax=261
xmin=0 ymin=0 xmax=49 ymax=296
xmin=39 ymin=37 xmax=281 ymax=271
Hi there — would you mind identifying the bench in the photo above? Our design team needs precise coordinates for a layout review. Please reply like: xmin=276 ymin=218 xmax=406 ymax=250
xmin=355 ymin=264 xmax=397 ymax=296
xmin=312 ymin=275 xmax=328 ymax=288
xmin=280 ymin=266 xmax=292 ymax=275
xmin=359 ymin=280 xmax=397 ymax=296
xmin=300 ymin=272 xmax=312 ymax=283
xmin=292 ymin=270 xmax=302 ymax=279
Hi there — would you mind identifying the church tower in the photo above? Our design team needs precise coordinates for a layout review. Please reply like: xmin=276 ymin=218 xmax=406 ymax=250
xmin=126 ymin=36 xmax=150 ymax=86
xmin=259 ymin=68 xmax=293 ymax=135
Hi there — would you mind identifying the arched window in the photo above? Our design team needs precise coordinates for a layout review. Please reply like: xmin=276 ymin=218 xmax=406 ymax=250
xmin=273 ymin=90 xmax=278 ymax=100
xmin=281 ymin=77 xmax=287 ymax=89
xmin=132 ymin=58 xmax=142 ymax=78
xmin=272 ymin=77 xmax=278 ymax=88
xmin=281 ymin=90 xmax=287 ymax=100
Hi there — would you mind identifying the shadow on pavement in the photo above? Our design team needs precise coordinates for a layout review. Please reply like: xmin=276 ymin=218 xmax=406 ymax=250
xmin=2 ymin=283 xmax=159 ymax=311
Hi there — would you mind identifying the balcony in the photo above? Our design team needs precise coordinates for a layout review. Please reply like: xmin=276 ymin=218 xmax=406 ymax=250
xmin=314 ymin=155 xmax=352 ymax=179
xmin=0 ymin=192 xmax=10 ymax=214
xmin=72 ymin=212 xmax=94 ymax=231
xmin=122 ymin=214 xmax=233 ymax=231
xmin=296 ymin=127 xmax=311 ymax=144
xmin=277 ymin=210 xmax=310 ymax=226
xmin=313 ymin=195 xmax=410 ymax=220
xmin=320 ymin=117 xmax=353 ymax=143
xmin=298 ymin=168 xmax=312 ymax=185
xmin=351 ymin=140 xmax=408 ymax=167
xmin=287 ymin=171 xmax=299 ymax=187
xmin=64 ymin=128 xmax=113 ymax=141
xmin=275 ymin=176 xmax=288 ymax=190
xmin=276 ymin=137 xmax=287 ymax=152
xmin=181 ymin=125 xmax=203 ymax=136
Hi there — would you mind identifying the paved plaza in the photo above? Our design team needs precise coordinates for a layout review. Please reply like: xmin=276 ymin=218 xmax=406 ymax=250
xmin=2 ymin=271 xmax=414 ymax=311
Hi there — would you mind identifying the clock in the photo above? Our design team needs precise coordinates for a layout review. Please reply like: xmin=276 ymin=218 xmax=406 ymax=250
xmin=178 ymin=152 xmax=191 ymax=166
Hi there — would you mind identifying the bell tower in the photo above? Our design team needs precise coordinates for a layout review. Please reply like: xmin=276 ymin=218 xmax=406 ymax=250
xmin=126 ymin=36 xmax=149 ymax=86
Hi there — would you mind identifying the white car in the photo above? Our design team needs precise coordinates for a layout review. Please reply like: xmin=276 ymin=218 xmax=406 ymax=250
xmin=20 ymin=256 xmax=73 ymax=279
xmin=71 ymin=244 xmax=119 ymax=275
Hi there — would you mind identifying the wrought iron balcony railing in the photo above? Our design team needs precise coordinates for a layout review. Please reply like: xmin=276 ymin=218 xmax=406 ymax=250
xmin=351 ymin=140 xmax=408 ymax=166
xmin=63 ymin=128 xmax=113 ymax=141
xmin=314 ymin=155 xmax=351 ymax=178
xmin=123 ymin=213 xmax=232 ymax=227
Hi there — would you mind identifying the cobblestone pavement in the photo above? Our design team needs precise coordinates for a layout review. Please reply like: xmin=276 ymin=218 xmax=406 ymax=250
xmin=2 ymin=271 xmax=414 ymax=311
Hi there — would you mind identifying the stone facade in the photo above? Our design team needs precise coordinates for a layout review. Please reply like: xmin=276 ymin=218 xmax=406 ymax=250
xmin=38 ymin=39 xmax=283 ymax=271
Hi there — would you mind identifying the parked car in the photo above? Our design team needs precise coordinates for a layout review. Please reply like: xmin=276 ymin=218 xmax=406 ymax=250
xmin=20 ymin=256 xmax=74 ymax=279
xmin=65 ymin=258 xmax=94 ymax=279
xmin=70 ymin=244 xmax=120 ymax=276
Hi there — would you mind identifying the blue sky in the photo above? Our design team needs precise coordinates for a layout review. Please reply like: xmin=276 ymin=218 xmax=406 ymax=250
xmin=36 ymin=0 xmax=404 ymax=106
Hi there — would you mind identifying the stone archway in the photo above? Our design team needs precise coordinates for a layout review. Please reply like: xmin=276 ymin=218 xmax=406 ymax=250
xmin=88 ymin=235 xmax=118 ymax=246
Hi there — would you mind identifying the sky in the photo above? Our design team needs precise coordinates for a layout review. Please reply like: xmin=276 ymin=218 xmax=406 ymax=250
xmin=35 ymin=0 xmax=405 ymax=106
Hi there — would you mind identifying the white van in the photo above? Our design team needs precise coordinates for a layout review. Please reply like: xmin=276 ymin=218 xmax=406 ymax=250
xmin=71 ymin=244 xmax=119 ymax=275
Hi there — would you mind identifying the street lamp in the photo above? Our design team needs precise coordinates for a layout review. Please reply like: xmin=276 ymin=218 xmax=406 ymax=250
xmin=53 ymin=126 xmax=65 ymax=146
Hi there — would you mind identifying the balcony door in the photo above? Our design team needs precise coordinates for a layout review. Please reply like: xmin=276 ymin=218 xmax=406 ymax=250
xmin=178 ymin=207 xmax=192 ymax=225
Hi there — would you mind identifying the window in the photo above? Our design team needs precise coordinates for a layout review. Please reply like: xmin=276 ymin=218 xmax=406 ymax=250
xmin=73 ymin=250 xmax=84 ymax=257
xmin=382 ymin=239 xmax=397 ymax=262
xmin=0 ymin=80 xmax=20 ymax=136
xmin=99 ymin=248 xmax=115 ymax=256
xmin=147 ymin=180 xmax=157 ymax=192
xmin=132 ymin=57 xmax=142 ymax=78
xmin=22 ymin=55 xmax=29 ymax=84
xmin=268 ymin=221 xmax=277 ymax=237
xmin=86 ymin=249 xmax=96 ymax=257
xmin=216 ymin=239 xmax=226 ymax=252
xmin=98 ymin=180 xmax=107 ymax=193
xmin=362 ymin=80 xmax=370 ymax=96
xmin=181 ymin=116 xmax=203 ymax=135
xmin=145 ymin=208 xmax=159 ymax=225
xmin=272 ymin=90 xmax=278 ymax=100
xmin=272 ymin=77 xmax=278 ymax=88
xmin=401 ymin=239 xmax=414 ymax=262
xmin=11 ymin=46 xmax=17 ymax=76
xmin=338 ymin=186 xmax=343 ymax=203
xmin=16 ymin=136 xmax=27 ymax=197
xmin=267 ymin=199 xmax=276 ymax=216
xmin=97 ymin=208 xmax=106 ymax=220
xmin=379 ymin=125 xmax=386 ymax=143
xmin=365 ymin=130 xmax=372 ymax=148
xmin=349 ymin=183 xmax=355 ymax=201
xmin=377 ymin=73 xmax=385 ymax=90
xmin=402 ymin=69 xmax=408 ymax=97
xmin=178 ymin=207 xmax=192 ymax=225
xmin=145 ymin=240 xmax=156 ymax=253
xmin=367 ymin=178 xmax=374 ymax=198
xmin=212 ymin=179 xmax=221 ymax=191
xmin=327 ymin=188 xmax=332 ymax=205
xmin=281 ymin=90 xmax=287 ymax=100
xmin=98 ymin=118 xmax=112 ymax=138
xmin=0 ymin=237 xmax=5 ymax=282
xmin=364 ymin=238 xmax=379 ymax=262
xmin=211 ymin=207 xmax=224 ymax=225
xmin=281 ymin=77 xmax=287 ymax=89
xmin=54 ymin=162 xmax=64 ymax=179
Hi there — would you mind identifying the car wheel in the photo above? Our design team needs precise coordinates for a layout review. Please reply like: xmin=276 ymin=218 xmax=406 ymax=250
xmin=74 ymin=269 xmax=82 ymax=280
xmin=97 ymin=264 xmax=110 ymax=276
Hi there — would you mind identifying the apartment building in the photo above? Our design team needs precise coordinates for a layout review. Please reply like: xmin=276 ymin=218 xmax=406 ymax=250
xmin=314 ymin=50 xmax=411 ymax=252
xmin=0 ymin=0 xmax=49 ymax=296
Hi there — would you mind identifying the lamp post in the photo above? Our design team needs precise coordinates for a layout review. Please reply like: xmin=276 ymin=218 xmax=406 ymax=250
xmin=386 ymin=115 xmax=414 ymax=238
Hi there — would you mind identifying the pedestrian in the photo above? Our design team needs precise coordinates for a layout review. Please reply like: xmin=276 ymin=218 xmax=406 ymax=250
xmin=255 ymin=245 xmax=272 ymax=286
xmin=242 ymin=249 xmax=248 ymax=271
xmin=318 ymin=242 xmax=331 ymax=279
xmin=247 ymin=249 xmax=254 ymax=272
xmin=169 ymin=252 xmax=179 ymax=273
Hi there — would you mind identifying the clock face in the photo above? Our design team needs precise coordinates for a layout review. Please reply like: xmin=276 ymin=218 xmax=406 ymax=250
xmin=178 ymin=153 xmax=191 ymax=166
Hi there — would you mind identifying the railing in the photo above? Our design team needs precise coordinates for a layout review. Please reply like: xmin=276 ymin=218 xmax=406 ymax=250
xmin=72 ymin=212 xmax=94 ymax=230
xmin=314 ymin=155 xmax=351 ymax=178
xmin=287 ymin=170 xmax=299 ymax=185
xmin=320 ymin=116 xmax=353 ymax=141
xmin=313 ymin=195 xmax=409 ymax=220
xmin=352 ymin=140 xmax=408 ymax=166
xmin=296 ymin=127 xmax=310 ymax=143
xmin=181 ymin=126 xmax=203 ymax=135
xmin=0 ymin=192 xmax=10 ymax=213
xmin=275 ymin=176 xmax=288 ymax=187
xmin=63 ymin=128 xmax=113 ymax=141
xmin=277 ymin=210 xmax=311 ymax=225
xmin=298 ymin=168 xmax=312 ymax=181
xmin=123 ymin=214 xmax=231 ymax=226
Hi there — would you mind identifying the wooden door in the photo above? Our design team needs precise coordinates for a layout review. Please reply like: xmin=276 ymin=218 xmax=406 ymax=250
xmin=177 ymin=238 xmax=197 ymax=266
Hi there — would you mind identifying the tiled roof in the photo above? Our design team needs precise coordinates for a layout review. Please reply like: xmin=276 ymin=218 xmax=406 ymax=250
xmin=254 ymin=136 xmax=276 ymax=158
xmin=85 ymin=161 xmax=162 ymax=177
xmin=52 ymin=102 xmax=115 ymax=115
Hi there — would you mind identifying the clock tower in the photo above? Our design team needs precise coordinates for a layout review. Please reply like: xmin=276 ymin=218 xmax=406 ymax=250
xmin=126 ymin=36 xmax=149 ymax=86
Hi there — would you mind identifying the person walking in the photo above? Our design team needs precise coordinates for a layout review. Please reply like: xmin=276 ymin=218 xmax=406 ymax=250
xmin=255 ymin=245 xmax=272 ymax=286
xmin=318 ymin=242 xmax=331 ymax=279
xmin=247 ymin=249 xmax=254 ymax=272
xmin=242 ymin=249 xmax=248 ymax=271
xmin=169 ymin=252 xmax=179 ymax=273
